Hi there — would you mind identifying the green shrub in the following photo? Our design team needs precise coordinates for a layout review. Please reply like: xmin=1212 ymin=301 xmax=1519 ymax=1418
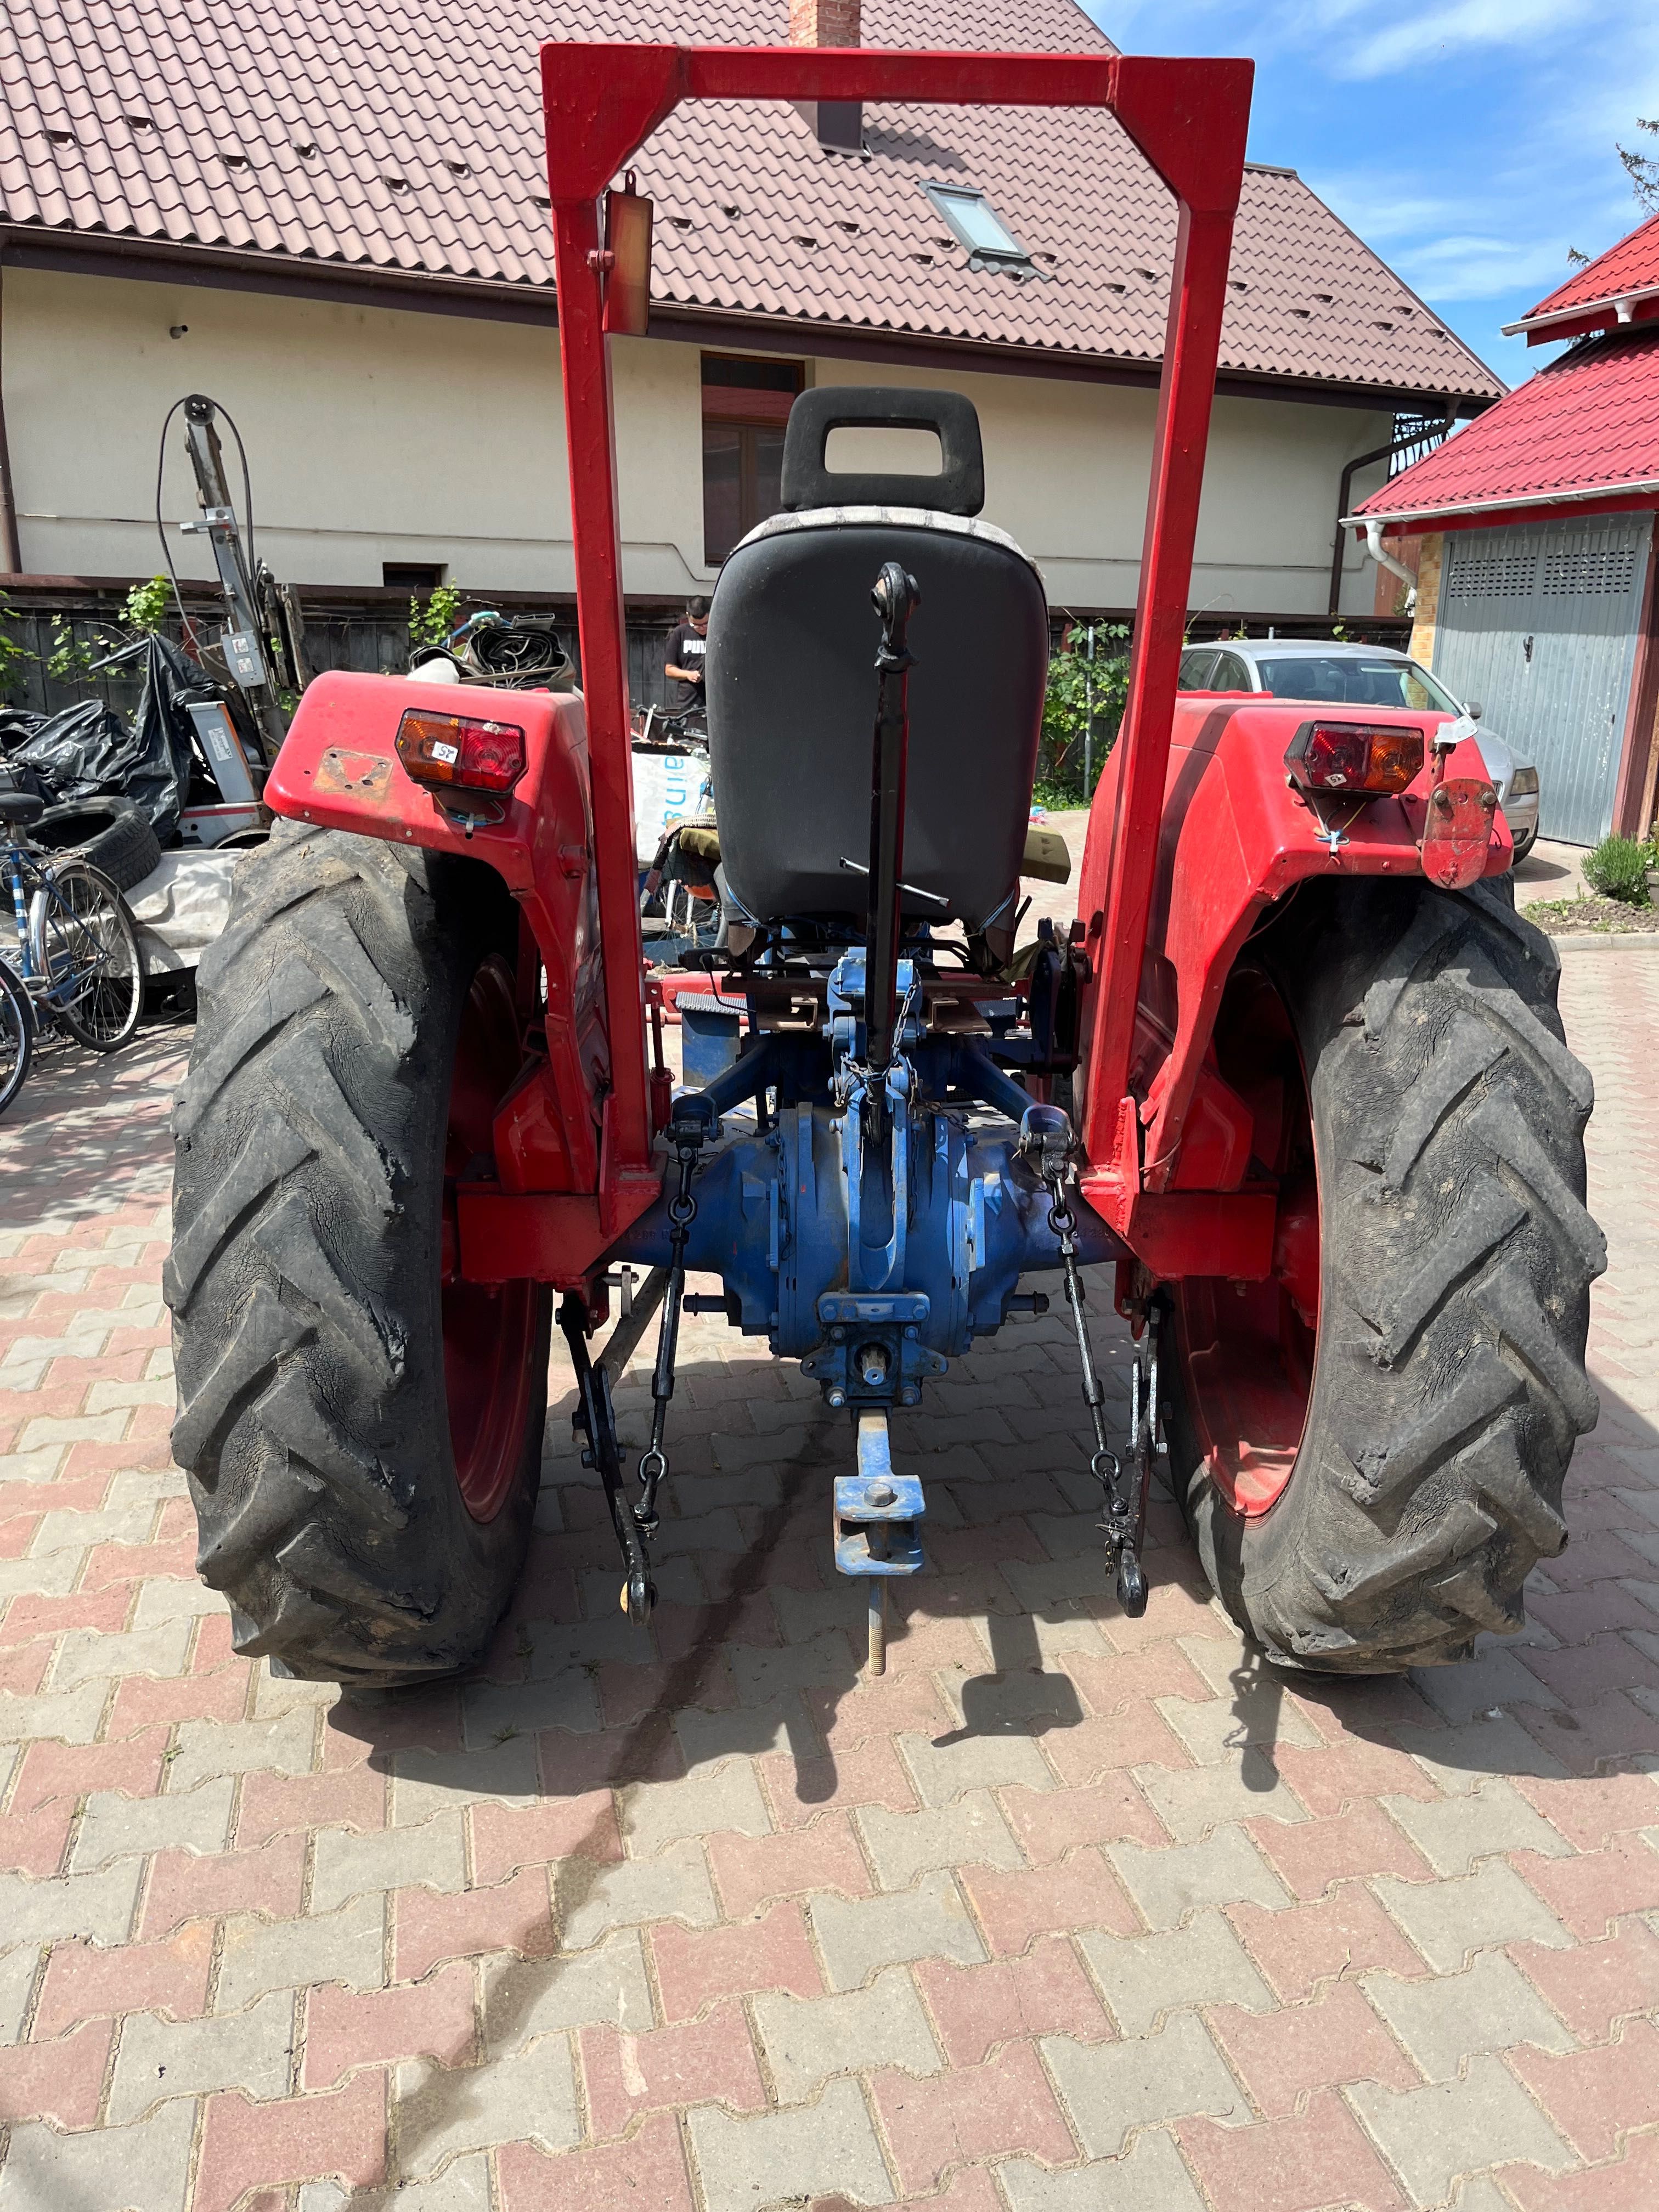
xmin=1036 ymin=623 xmax=1130 ymax=806
xmin=1583 ymin=833 xmax=1652 ymax=906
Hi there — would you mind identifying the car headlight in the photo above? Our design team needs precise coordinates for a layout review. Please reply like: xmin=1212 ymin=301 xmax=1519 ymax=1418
xmin=1508 ymin=766 xmax=1539 ymax=797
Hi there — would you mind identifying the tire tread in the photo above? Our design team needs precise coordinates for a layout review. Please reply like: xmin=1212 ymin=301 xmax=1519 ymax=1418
xmin=168 ymin=820 xmax=549 ymax=1684
xmin=1175 ymin=879 xmax=1603 ymax=1673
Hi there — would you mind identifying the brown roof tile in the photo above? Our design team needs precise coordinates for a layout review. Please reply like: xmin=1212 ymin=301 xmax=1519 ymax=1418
xmin=0 ymin=0 xmax=1500 ymax=402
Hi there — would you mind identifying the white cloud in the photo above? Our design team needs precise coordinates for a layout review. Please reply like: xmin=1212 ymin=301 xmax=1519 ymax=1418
xmin=1329 ymin=0 xmax=1594 ymax=79
xmin=1392 ymin=234 xmax=1579 ymax=301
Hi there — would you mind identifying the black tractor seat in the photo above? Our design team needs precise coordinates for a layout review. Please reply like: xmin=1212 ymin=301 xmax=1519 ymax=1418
xmin=706 ymin=387 xmax=1048 ymax=938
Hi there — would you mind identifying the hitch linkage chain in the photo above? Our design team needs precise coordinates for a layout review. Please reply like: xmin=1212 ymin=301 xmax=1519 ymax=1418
xmin=638 ymin=1114 xmax=707 ymax=1534
xmin=558 ymin=1293 xmax=654 ymax=1621
xmin=558 ymin=1107 xmax=709 ymax=1623
xmin=1020 ymin=1104 xmax=1153 ymax=1618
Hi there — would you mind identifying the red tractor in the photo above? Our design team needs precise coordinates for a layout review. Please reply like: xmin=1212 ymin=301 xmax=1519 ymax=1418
xmin=167 ymin=42 xmax=1602 ymax=1689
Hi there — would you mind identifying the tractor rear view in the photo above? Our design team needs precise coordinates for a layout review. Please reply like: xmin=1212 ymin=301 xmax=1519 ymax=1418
xmin=166 ymin=42 xmax=1602 ymax=1692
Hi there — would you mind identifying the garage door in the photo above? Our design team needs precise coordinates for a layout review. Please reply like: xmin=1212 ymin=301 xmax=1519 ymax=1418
xmin=1432 ymin=515 xmax=1651 ymax=845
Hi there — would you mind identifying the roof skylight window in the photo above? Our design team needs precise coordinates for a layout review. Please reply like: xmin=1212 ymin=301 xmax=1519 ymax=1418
xmin=919 ymin=182 xmax=1048 ymax=281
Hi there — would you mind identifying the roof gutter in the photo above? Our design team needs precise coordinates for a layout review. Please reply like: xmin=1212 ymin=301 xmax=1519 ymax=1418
xmin=1502 ymin=281 xmax=1659 ymax=337
xmin=1344 ymin=473 xmax=1659 ymax=533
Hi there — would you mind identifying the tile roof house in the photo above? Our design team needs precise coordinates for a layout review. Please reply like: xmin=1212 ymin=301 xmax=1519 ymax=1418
xmin=1351 ymin=215 xmax=1659 ymax=847
xmin=0 ymin=0 xmax=1502 ymax=637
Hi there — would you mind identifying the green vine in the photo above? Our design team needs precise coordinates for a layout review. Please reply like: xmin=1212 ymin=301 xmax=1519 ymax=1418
xmin=45 ymin=618 xmax=97 ymax=682
xmin=121 ymin=575 xmax=173 ymax=634
xmin=410 ymin=584 xmax=462 ymax=653
xmin=0 ymin=594 xmax=27 ymax=700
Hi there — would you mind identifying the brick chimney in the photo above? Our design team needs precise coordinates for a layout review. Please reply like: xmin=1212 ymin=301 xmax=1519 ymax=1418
xmin=791 ymin=0 xmax=860 ymax=41
xmin=790 ymin=0 xmax=862 ymax=156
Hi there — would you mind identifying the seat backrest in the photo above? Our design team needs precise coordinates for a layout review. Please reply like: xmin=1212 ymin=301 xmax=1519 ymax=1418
xmin=705 ymin=388 xmax=1048 ymax=935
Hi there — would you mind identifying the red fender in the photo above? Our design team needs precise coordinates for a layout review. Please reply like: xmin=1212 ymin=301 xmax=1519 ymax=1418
xmin=1073 ymin=693 xmax=1508 ymax=1270
xmin=265 ymin=670 xmax=662 ymax=1286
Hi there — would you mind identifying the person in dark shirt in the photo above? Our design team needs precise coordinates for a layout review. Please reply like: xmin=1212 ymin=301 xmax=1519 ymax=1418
xmin=664 ymin=599 xmax=709 ymax=714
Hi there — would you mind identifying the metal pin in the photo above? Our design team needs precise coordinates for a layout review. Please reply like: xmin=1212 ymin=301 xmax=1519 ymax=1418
xmin=868 ymin=1521 xmax=888 ymax=1674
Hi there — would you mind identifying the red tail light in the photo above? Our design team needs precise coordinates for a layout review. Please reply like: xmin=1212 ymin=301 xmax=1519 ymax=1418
xmin=397 ymin=710 xmax=527 ymax=794
xmin=1284 ymin=720 xmax=1424 ymax=797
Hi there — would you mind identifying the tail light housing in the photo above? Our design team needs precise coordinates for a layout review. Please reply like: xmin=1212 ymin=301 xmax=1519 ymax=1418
xmin=397 ymin=709 xmax=527 ymax=795
xmin=1284 ymin=720 xmax=1424 ymax=797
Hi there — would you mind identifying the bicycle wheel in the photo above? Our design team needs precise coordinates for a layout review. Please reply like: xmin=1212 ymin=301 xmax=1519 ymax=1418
xmin=32 ymin=860 xmax=144 ymax=1050
xmin=0 ymin=956 xmax=32 ymax=1113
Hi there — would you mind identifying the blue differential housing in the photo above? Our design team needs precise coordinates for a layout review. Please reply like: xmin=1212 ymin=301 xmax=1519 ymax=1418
xmin=616 ymin=956 xmax=1116 ymax=1407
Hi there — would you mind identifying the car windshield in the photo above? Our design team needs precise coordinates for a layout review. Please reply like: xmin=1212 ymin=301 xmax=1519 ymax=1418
xmin=1254 ymin=656 xmax=1462 ymax=715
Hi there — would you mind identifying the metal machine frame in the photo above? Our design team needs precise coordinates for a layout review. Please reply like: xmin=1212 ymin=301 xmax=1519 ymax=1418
xmin=269 ymin=41 xmax=1508 ymax=1294
xmin=538 ymin=41 xmax=1254 ymax=1272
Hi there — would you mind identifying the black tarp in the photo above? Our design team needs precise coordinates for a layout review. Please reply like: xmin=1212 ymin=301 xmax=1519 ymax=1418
xmin=0 ymin=636 xmax=206 ymax=840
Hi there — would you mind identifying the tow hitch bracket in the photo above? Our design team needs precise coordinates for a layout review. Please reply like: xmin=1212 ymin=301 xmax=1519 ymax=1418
xmin=834 ymin=1409 xmax=926 ymax=1675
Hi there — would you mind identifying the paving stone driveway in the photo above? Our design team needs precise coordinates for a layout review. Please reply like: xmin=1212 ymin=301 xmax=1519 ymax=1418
xmin=1 ymin=945 xmax=1657 ymax=2212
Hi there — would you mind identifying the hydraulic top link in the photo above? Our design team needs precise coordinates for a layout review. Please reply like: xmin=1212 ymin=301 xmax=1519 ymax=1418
xmin=864 ymin=561 xmax=921 ymax=1091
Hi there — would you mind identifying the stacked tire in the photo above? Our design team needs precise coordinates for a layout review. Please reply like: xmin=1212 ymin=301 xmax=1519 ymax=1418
xmin=27 ymin=799 xmax=161 ymax=894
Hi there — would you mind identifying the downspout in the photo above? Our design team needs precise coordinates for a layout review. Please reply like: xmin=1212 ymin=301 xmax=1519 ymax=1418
xmin=0 ymin=264 xmax=20 ymax=576
xmin=1327 ymin=412 xmax=1454 ymax=616
xmin=1361 ymin=520 xmax=1421 ymax=614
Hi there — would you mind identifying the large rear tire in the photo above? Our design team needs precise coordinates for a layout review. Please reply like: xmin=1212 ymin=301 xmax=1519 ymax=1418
xmin=1170 ymin=876 xmax=1605 ymax=1673
xmin=166 ymin=821 xmax=554 ymax=1684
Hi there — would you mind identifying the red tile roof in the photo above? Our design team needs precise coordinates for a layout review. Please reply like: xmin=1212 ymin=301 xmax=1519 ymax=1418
xmin=0 ymin=0 xmax=1501 ymax=403
xmin=1351 ymin=330 xmax=1659 ymax=528
xmin=1516 ymin=212 xmax=1659 ymax=328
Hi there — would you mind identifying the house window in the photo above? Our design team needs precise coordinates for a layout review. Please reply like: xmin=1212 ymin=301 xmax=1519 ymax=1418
xmin=702 ymin=355 xmax=805 ymax=566
xmin=383 ymin=562 xmax=447 ymax=589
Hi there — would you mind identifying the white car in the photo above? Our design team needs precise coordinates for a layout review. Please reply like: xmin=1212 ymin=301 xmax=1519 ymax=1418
xmin=1177 ymin=639 xmax=1541 ymax=862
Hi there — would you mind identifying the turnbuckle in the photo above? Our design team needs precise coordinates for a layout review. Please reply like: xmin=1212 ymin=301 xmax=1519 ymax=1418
xmin=559 ymin=1101 xmax=713 ymax=1624
xmin=558 ymin=1291 xmax=655 ymax=1621
xmin=639 ymin=1106 xmax=710 ymax=1536
xmin=1121 ymin=1304 xmax=1164 ymax=1616
xmin=1018 ymin=1104 xmax=1153 ymax=1618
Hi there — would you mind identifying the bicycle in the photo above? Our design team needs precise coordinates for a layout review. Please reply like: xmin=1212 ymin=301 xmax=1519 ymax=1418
xmin=0 ymin=788 xmax=145 ymax=1054
xmin=0 ymin=955 xmax=32 ymax=1115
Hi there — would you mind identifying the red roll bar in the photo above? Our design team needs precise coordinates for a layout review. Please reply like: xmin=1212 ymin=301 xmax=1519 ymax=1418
xmin=539 ymin=42 xmax=1252 ymax=1228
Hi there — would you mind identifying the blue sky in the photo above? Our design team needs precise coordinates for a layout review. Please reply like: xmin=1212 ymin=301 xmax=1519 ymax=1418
xmin=1085 ymin=0 xmax=1659 ymax=391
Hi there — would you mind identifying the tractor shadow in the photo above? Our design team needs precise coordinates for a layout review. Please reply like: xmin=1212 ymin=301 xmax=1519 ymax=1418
xmin=1219 ymin=1643 xmax=1291 ymax=1793
xmin=322 ymin=1322 xmax=1114 ymax=2200
xmin=929 ymin=1603 xmax=1085 ymax=1745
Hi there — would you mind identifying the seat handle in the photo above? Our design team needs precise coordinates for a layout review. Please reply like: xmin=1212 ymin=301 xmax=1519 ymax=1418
xmin=780 ymin=387 xmax=985 ymax=517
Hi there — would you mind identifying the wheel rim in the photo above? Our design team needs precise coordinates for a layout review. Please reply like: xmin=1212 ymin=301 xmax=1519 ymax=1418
xmin=1173 ymin=967 xmax=1320 ymax=1518
xmin=442 ymin=956 xmax=542 ymax=1522
xmin=39 ymin=868 xmax=140 ymax=1042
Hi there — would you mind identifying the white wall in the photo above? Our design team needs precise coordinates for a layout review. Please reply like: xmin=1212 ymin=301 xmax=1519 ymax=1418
xmin=4 ymin=263 xmax=1393 ymax=615
xmin=808 ymin=358 xmax=1394 ymax=618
